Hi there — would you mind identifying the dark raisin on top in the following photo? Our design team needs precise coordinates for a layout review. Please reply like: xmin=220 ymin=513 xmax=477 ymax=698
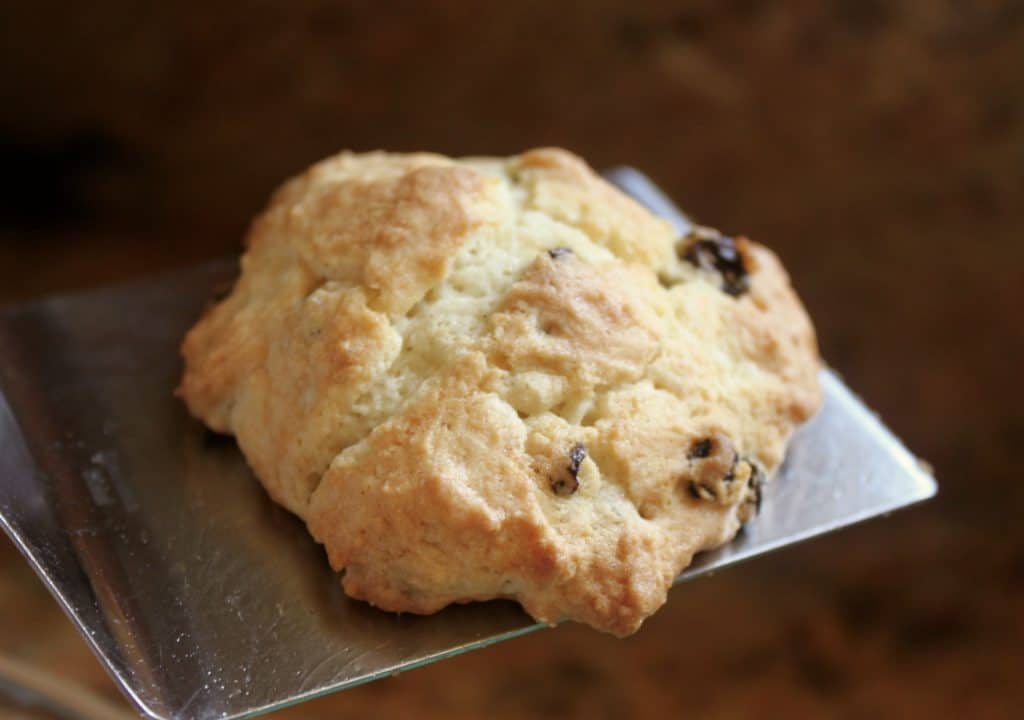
xmin=686 ymin=434 xmax=735 ymax=502
xmin=685 ymin=432 xmax=766 ymax=519
xmin=688 ymin=437 xmax=713 ymax=459
xmin=547 ymin=246 xmax=574 ymax=260
xmin=552 ymin=443 xmax=587 ymax=497
xmin=687 ymin=451 xmax=767 ymax=523
xmin=680 ymin=229 xmax=750 ymax=297
xmin=690 ymin=434 xmax=738 ymax=484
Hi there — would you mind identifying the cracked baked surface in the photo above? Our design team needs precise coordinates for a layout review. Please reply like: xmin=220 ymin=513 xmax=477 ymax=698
xmin=179 ymin=148 xmax=821 ymax=636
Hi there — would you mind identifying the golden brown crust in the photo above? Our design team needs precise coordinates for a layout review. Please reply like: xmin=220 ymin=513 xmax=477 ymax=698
xmin=489 ymin=251 xmax=662 ymax=390
xmin=180 ymin=148 xmax=822 ymax=635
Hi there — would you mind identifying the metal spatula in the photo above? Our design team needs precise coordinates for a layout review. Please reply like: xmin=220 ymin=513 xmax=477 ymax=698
xmin=0 ymin=170 xmax=936 ymax=720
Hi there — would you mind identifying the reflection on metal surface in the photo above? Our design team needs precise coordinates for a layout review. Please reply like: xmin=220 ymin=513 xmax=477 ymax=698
xmin=0 ymin=172 xmax=936 ymax=720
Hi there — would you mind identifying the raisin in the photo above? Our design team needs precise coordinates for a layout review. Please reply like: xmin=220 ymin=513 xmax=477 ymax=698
xmin=552 ymin=443 xmax=587 ymax=497
xmin=689 ymin=437 xmax=713 ymax=459
xmin=685 ymin=433 xmax=766 ymax=520
xmin=690 ymin=433 xmax=738 ymax=492
xmin=547 ymin=246 xmax=574 ymax=260
xmin=680 ymin=227 xmax=750 ymax=297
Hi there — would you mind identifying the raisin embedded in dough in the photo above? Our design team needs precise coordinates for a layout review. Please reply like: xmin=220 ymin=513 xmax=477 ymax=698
xmin=681 ymin=226 xmax=751 ymax=297
xmin=551 ymin=443 xmax=587 ymax=497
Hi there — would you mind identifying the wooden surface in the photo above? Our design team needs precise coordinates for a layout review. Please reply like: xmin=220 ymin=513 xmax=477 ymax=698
xmin=1 ymin=2 xmax=1022 ymax=718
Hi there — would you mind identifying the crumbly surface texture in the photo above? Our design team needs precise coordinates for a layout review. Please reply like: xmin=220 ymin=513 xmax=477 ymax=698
xmin=179 ymin=148 xmax=821 ymax=636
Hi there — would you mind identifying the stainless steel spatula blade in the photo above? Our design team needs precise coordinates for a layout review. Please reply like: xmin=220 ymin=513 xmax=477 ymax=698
xmin=0 ymin=171 xmax=936 ymax=720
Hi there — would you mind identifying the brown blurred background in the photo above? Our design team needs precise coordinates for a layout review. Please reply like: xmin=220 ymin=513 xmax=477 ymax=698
xmin=1 ymin=1 xmax=1022 ymax=718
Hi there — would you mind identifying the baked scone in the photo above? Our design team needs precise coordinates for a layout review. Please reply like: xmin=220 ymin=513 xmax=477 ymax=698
xmin=179 ymin=148 xmax=821 ymax=636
